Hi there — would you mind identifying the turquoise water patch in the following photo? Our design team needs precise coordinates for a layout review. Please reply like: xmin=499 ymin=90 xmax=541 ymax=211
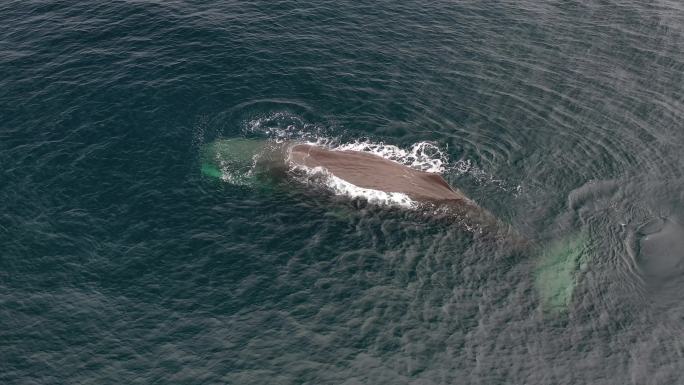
xmin=535 ymin=232 xmax=590 ymax=314
xmin=200 ymin=138 xmax=270 ymax=185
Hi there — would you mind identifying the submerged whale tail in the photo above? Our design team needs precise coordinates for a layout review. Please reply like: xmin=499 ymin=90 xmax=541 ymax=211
xmin=534 ymin=231 xmax=591 ymax=314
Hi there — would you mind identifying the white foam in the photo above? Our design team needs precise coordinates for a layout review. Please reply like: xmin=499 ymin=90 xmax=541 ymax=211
xmin=330 ymin=140 xmax=447 ymax=173
xmin=243 ymin=112 xmax=324 ymax=143
xmin=290 ymin=164 xmax=416 ymax=209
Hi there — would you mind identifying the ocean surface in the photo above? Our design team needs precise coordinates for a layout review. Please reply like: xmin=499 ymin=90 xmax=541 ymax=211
xmin=1 ymin=1 xmax=683 ymax=384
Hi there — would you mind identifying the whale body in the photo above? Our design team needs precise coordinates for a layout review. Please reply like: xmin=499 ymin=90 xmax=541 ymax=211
xmin=287 ymin=144 xmax=474 ymax=205
xmin=286 ymin=143 xmax=505 ymax=232
xmin=201 ymin=138 xmax=494 ymax=225
xmin=201 ymin=138 xmax=588 ymax=314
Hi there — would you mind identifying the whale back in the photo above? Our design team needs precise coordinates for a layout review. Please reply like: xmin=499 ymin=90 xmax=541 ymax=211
xmin=288 ymin=144 xmax=471 ymax=204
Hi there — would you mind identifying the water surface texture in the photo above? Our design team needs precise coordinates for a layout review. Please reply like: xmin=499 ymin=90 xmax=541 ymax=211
xmin=2 ymin=1 xmax=683 ymax=384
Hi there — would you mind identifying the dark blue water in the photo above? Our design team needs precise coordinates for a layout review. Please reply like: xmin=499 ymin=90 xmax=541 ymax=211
xmin=2 ymin=1 xmax=683 ymax=384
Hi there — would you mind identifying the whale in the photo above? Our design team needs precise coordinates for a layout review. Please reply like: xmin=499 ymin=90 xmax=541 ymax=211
xmin=201 ymin=137 xmax=589 ymax=314
xmin=201 ymin=138 xmax=499 ymax=226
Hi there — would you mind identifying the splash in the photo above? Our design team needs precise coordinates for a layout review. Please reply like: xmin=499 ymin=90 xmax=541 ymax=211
xmin=242 ymin=111 xmax=327 ymax=143
xmin=289 ymin=164 xmax=417 ymax=209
